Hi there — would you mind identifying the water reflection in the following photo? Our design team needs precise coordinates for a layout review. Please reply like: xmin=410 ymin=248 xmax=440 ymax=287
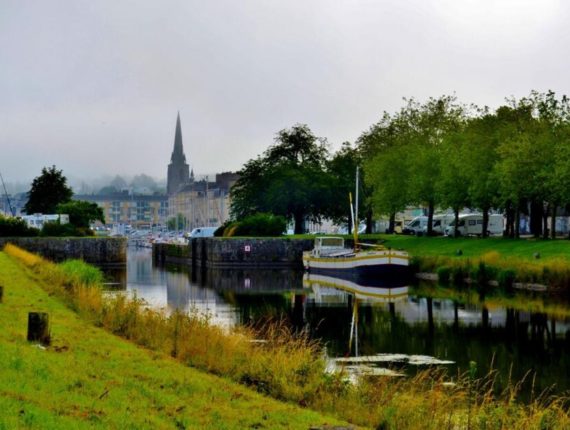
xmin=106 ymin=249 xmax=570 ymax=397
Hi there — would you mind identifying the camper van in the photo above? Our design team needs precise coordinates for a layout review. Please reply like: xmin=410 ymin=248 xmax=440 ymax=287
xmin=419 ymin=214 xmax=455 ymax=236
xmin=402 ymin=216 xmax=428 ymax=235
xmin=189 ymin=226 xmax=218 ymax=238
xmin=444 ymin=214 xmax=503 ymax=237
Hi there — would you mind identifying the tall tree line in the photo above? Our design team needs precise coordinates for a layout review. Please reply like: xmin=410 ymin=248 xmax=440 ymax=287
xmin=231 ymin=91 xmax=570 ymax=238
xmin=361 ymin=91 xmax=570 ymax=238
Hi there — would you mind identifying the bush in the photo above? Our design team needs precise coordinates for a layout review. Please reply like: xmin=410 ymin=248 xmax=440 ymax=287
xmin=0 ymin=215 xmax=39 ymax=237
xmin=497 ymin=269 xmax=516 ymax=290
xmin=451 ymin=265 xmax=467 ymax=286
xmin=436 ymin=266 xmax=451 ymax=284
xmin=227 ymin=213 xmax=286 ymax=237
xmin=214 ymin=219 xmax=234 ymax=237
xmin=41 ymin=221 xmax=93 ymax=237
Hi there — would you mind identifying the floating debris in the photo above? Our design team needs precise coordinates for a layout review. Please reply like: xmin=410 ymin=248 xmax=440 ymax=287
xmin=335 ymin=353 xmax=455 ymax=366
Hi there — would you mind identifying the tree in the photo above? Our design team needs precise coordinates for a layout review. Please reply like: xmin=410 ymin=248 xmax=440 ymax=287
xmin=24 ymin=166 xmax=73 ymax=214
xmin=56 ymin=200 xmax=105 ymax=228
xmin=231 ymin=124 xmax=331 ymax=234
xmin=326 ymin=143 xmax=369 ymax=233
xmin=365 ymin=145 xmax=410 ymax=232
xmin=405 ymin=96 xmax=466 ymax=235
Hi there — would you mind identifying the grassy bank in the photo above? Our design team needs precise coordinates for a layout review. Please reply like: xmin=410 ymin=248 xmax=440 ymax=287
xmin=3 ymin=244 xmax=570 ymax=429
xmin=366 ymin=235 xmax=570 ymax=289
xmin=0 ymin=249 xmax=346 ymax=429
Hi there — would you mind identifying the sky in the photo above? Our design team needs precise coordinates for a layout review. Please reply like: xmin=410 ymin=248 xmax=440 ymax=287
xmin=1 ymin=0 xmax=569 ymax=190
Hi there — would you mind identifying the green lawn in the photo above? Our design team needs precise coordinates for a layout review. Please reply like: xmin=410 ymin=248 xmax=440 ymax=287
xmin=0 ymin=252 xmax=350 ymax=429
xmin=359 ymin=234 xmax=570 ymax=261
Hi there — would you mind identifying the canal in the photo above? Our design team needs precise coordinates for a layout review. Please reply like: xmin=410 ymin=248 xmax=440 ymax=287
xmin=108 ymin=248 xmax=570 ymax=397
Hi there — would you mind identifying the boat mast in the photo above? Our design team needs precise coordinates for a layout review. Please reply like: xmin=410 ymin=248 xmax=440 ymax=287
xmin=0 ymin=171 xmax=15 ymax=216
xmin=354 ymin=166 xmax=359 ymax=250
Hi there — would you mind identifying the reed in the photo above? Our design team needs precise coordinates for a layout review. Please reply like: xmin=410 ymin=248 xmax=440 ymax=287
xmin=5 ymin=243 xmax=570 ymax=429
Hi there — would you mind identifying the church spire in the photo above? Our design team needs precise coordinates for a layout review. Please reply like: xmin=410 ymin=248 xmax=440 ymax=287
xmin=171 ymin=111 xmax=186 ymax=163
xmin=167 ymin=112 xmax=190 ymax=195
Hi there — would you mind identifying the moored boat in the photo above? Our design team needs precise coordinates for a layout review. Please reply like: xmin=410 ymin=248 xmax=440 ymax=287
xmin=302 ymin=236 xmax=410 ymax=284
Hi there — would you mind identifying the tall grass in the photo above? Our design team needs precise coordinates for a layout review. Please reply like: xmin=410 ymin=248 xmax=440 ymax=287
xmin=416 ymin=250 xmax=570 ymax=290
xmin=5 ymin=243 xmax=570 ymax=429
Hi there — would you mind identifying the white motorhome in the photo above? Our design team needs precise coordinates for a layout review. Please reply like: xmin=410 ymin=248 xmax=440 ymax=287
xmin=420 ymin=214 xmax=455 ymax=236
xmin=21 ymin=214 xmax=69 ymax=229
xmin=444 ymin=214 xmax=503 ymax=237
xmin=189 ymin=226 xmax=218 ymax=238
xmin=402 ymin=216 xmax=428 ymax=235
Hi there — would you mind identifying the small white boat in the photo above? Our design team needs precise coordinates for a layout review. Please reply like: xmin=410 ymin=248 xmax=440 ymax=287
xmin=302 ymin=236 xmax=410 ymax=284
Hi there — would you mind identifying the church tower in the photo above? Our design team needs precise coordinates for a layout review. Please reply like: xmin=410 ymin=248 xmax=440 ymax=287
xmin=167 ymin=112 xmax=190 ymax=195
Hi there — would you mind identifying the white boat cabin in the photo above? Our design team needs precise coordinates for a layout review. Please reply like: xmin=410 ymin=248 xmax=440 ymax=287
xmin=310 ymin=237 xmax=354 ymax=258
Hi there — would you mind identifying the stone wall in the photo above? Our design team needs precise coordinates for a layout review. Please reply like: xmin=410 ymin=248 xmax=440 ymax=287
xmin=0 ymin=237 xmax=127 ymax=265
xmin=153 ymin=238 xmax=314 ymax=269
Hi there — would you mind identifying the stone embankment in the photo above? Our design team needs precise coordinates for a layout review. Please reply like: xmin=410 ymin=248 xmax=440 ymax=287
xmin=154 ymin=238 xmax=314 ymax=269
xmin=0 ymin=237 xmax=126 ymax=265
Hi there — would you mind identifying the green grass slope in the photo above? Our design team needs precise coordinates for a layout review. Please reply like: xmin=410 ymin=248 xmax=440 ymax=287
xmin=0 ymin=252 xmax=350 ymax=430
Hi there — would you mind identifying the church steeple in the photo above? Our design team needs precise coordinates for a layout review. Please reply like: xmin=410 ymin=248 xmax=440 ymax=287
xmin=171 ymin=112 xmax=186 ymax=163
xmin=167 ymin=112 xmax=190 ymax=195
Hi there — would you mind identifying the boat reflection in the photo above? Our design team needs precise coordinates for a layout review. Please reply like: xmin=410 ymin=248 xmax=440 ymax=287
xmin=303 ymin=272 xmax=408 ymax=304
xmin=304 ymin=272 xmax=455 ymax=379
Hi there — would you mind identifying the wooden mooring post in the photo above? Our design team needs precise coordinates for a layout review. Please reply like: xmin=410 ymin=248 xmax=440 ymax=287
xmin=0 ymin=285 xmax=3 ymax=303
xmin=27 ymin=312 xmax=50 ymax=345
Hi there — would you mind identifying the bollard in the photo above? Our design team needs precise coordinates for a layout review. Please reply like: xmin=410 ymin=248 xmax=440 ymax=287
xmin=0 ymin=285 xmax=3 ymax=303
xmin=27 ymin=312 xmax=50 ymax=345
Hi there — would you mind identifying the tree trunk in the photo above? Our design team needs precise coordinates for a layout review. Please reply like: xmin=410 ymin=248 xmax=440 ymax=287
xmin=427 ymin=201 xmax=435 ymax=236
xmin=482 ymin=207 xmax=489 ymax=239
xmin=530 ymin=200 xmax=542 ymax=238
xmin=388 ymin=212 xmax=396 ymax=234
xmin=543 ymin=203 xmax=550 ymax=239
xmin=365 ymin=207 xmax=373 ymax=234
xmin=515 ymin=206 xmax=520 ymax=239
xmin=505 ymin=201 xmax=514 ymax=238
xmin=453 ymin=207 xmax=460 ymax=238
xmin=293 ymin=213 xmax=304 ymax=235
xmin=551 ymin=204 xmax=557 ymax=239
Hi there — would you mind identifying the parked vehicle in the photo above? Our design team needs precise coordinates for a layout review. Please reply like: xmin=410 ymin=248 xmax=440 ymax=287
xmin=188 ymin=226 xmax=218 ymax=238
xmin=444 ymin=214 xmax=503 ymax=236
xmin=420 ymin=214 xmax=455 ymax=236
xmin=402 ymin=216 xmax=428 ymax=235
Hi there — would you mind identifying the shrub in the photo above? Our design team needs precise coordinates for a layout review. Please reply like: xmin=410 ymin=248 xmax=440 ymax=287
xmin=40 ymin=221 xmax=93 ymax=237
xmin=451 ymin=265 xmax=467 ymax=286
xmin=436 ymin=266 xmax=451 ymax=284
xmin=0 ymin=215 xmax=39 ymax=237
xmin=229 ymin=213 xmax=286 ymax=237
xmin=497 ymin=269 xmax=516 ymax=290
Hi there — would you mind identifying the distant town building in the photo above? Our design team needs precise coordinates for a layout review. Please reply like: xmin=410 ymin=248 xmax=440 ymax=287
xmin=75 ymin=191 xmax=168 ymax=228
xmin=165 ymin=114 xmax=239 ymax=230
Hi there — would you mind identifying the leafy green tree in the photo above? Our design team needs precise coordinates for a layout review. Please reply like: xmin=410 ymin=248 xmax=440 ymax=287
xmin=405 ymin=96 xmax=466 ymax=235
xmin=326 ymin=143 xmax=372 ymax=233
xmin=56 ymin=200 xmax=105 ymax=228
xmin=365 ymin=145 xmax=409 ymax=233
xmin=436 ymin=132 xmax=471 ymax=237
xmin=231 ymin=124 xmax=331 ymax=234
xmin=460 ymin=113 xmax=502 ymax=238
xmin=24 ymin=166 xmax=73 ymax=214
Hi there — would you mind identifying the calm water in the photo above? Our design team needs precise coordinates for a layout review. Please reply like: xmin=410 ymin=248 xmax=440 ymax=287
xmin=107 ymin=248 xmax=570 ymax=397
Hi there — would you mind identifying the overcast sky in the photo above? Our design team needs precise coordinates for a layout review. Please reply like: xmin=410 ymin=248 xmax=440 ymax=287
xmin=1 ymin=0 xmax=569 ymax=189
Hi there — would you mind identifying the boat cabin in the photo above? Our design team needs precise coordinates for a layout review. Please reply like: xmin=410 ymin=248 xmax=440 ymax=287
xmin=311 ymin=237 xmax=353 ymax=258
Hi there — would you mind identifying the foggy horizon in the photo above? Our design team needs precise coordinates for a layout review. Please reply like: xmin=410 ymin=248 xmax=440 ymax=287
xmin=2 ymin=0 xmax=569 ymax=189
